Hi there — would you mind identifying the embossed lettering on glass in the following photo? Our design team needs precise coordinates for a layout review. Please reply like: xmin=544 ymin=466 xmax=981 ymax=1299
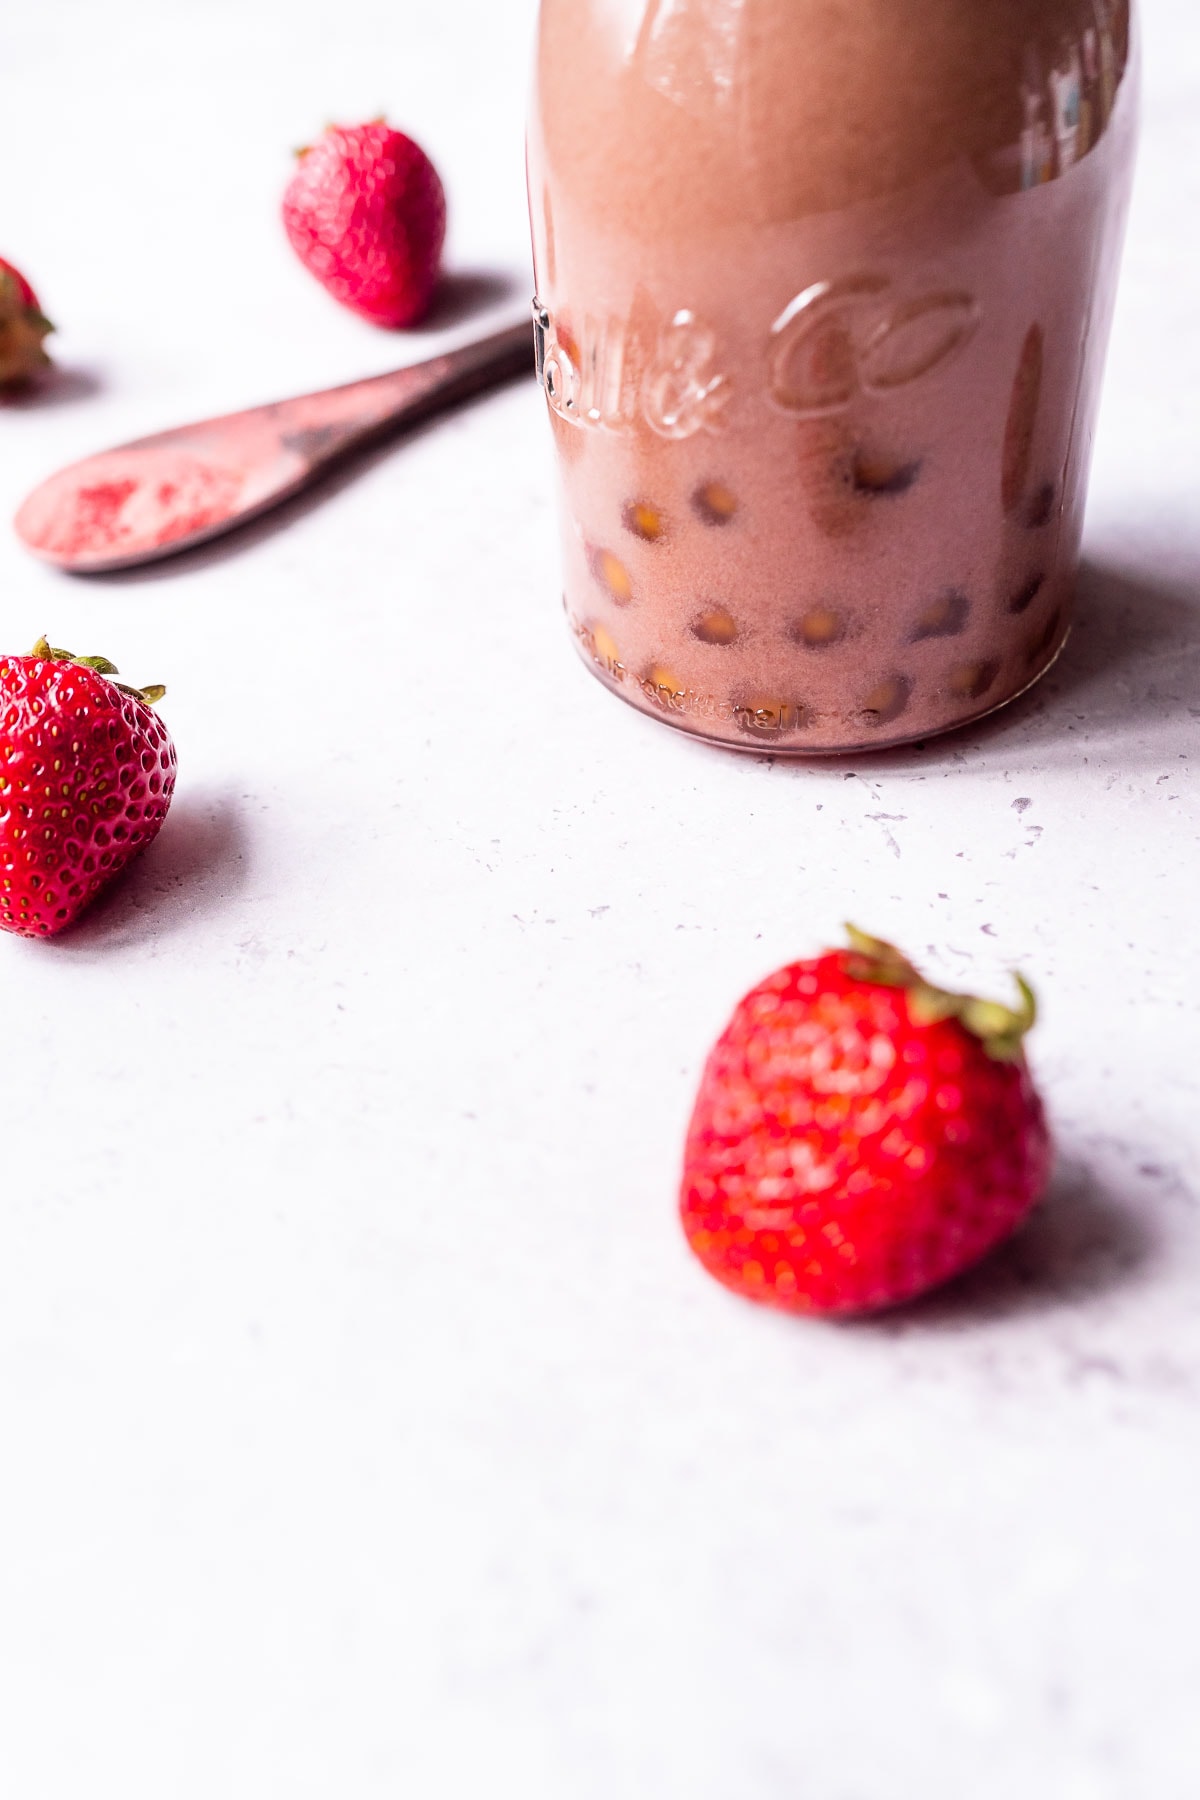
xmin=528 ymin=0 xmax=1138 ymax=751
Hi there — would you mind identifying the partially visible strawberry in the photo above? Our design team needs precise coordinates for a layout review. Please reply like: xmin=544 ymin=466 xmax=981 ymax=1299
xmin=282 ymin=120 xmax=447 ymax=327
xmin=0 ymin=256 xmax=53 ymax=386
xmin=0 ymin=638 xmax=176 ymax=938
xmin=680 ymin=927 xmax=1052 ymax=1316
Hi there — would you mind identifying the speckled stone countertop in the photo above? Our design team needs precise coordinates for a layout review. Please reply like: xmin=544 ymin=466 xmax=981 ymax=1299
xmin=0 ymin=2 xmax=1196 ymax=1796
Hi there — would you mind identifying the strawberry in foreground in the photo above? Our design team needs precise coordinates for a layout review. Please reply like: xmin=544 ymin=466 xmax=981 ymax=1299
xmin=680 ymin=928 xmax=1053 ymax=1316
xmin=0 ymin=637 xmax=176 ymax=938
xmin=0 ymin=256 xmax=53 ymax=386
xmin=282 ymin=120 xmax=447 ymax=327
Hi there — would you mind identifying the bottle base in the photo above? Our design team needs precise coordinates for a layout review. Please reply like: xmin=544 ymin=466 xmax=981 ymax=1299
xmin=569 ymin=614 xmax=1071 ymax=757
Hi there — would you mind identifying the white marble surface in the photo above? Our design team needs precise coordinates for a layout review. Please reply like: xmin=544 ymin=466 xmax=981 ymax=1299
xmin=0 ymin=3 xmax=1197 ymax=1796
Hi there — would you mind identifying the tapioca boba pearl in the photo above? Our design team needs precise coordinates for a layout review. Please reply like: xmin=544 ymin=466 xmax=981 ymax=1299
xmin=692 ymin=481 xmax=739 ymax=526
xmin=591 ymin=623 xmax=621 ymax=667
xmin=734 ymin=697 xmax=810 ymax=737
xmin=1024 ymin=609 xmax=1065 ymax=667
xmin=1002 ymin=323 xmax=1044 ymax=516
xmin=911 ymin=590 xmax=969 ymax=640
xmin=1025 ymin=482 xmax=1056 ymax=529
xmin=623 ymin=500 xmax=665 ymax=542
xmin=555 ymin=319 xmax=582 ymax=369
xmin=851 ymin=450 xmax=922 ymax=496
xmin=592 ymin=547 xmax=633 ymax=605
xmin=947 ymin=660 xmax=1000 ymax=702
xmin=1008 ymin=572 xmax=1045 ymax=615
xmin=691 ymin=608 xmax=740 ymax=646
xmin=858 ymin=675 xmax=912 ymax=727
xmin=792 ymin=606 xmax=846 ymax=648
xmin=640 ymin=665 xmax=688 ymax=712
xmin=797 ymin=418 xmax=909 ymax=539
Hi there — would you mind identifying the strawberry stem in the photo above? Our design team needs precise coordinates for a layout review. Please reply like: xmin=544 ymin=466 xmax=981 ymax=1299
xmin=843 ymin=924 xmax=1036 ymax=1061
xmin=31 ymin=635 xmax=166 ymax=707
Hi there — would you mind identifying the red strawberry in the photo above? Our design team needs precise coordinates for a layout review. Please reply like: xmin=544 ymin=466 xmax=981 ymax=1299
xmin=282 ymin=120 xmax=447 ymax=328
xmin=680 ymin=927 xmax=1052 ymax=1316
xmin=0 ymin=637 xmax=176 ymax=938
xmin=0 ymin=256 xmax=53 ymax=386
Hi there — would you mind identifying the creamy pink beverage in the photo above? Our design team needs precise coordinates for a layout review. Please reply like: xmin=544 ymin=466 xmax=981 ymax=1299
xmin=527 ymin=0 xmax=1137 ymax=752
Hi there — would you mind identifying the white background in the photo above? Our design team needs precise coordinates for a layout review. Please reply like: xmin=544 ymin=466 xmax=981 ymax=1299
xmin=0 ymin=2 xmax=1197 ymax=1796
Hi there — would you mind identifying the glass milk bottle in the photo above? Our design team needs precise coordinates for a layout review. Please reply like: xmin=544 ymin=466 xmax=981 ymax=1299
xmin=527 ymin=0 xmax=1137 ymax=752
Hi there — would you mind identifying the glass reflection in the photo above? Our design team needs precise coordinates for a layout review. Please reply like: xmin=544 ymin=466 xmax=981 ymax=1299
xmin=979 ymin=0 xmax=1132 ymax=195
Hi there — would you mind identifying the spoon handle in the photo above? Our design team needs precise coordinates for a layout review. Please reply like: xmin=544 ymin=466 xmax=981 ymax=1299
xmin=257 ymin=318 xmax=536 ymax=465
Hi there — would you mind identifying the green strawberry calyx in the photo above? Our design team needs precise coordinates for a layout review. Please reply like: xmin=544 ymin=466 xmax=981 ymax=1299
xmin=0 ymin=266 xmax=53 ymax=385
xmin=843 ymin=924 xmax=1036 ymax=1062
xmin=31 ymin=635 xmax=166 ymax=707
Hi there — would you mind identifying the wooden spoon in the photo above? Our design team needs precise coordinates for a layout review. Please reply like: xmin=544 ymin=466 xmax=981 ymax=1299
xmin=14 ymin=318 xmax=534 ymax=574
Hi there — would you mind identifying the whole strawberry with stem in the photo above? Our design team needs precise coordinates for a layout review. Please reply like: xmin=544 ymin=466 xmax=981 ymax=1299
xmin=282 ymin=120 xmax=447 ymax=327
xmin=0 ymin=257 xmax=53 ymax=386
xmin=680 ymin=927 xmax=1053 ymax=1316
xmin=0 ymin=637 xmax=175 ymax=938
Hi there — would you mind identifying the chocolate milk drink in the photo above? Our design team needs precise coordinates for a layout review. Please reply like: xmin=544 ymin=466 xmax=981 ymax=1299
xmin=527 ymin=0 xmax=1137 ymax=752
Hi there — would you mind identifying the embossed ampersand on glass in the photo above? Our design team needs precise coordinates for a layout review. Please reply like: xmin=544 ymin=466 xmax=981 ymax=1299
xmin=528 ymin=0 xmax=1137 ymax=753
